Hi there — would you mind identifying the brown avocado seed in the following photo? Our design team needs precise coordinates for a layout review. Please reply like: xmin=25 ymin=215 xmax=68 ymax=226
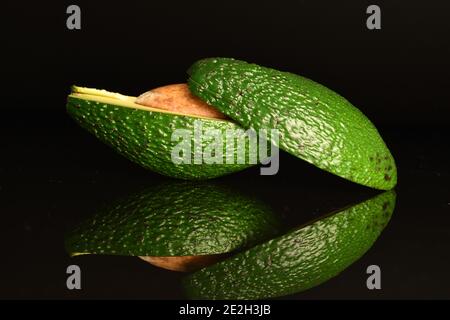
xmin=135 ymin=83 xmax=228 ymax=120
xmin=139 ymin=254 xmax=224 ymax=272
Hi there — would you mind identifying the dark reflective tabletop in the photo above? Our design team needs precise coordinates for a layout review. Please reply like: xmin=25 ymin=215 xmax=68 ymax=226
xmin=1 ymin=109 xmax=448 ymax=299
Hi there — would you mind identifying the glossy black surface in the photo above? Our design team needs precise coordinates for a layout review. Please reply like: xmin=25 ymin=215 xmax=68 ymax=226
xmin=0 ymin=109 xmax=448 ymax=299
xmin=1 ymin=0 xmax=449 ymax=299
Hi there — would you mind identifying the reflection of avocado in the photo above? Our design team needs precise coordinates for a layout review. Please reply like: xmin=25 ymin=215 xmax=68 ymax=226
xmin=65 ymin=182 xmax=280 ymax=271
xmin=188 ymin=58 xmax=397 ymax=190
xmin=67 ymin=85 xmax=257 ymax=180
xmin=183 ymin=191 xmax=396 ymax=299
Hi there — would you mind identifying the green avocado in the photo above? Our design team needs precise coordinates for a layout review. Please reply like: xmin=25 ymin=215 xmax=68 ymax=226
xmin=65 ymin=181 xmax=280 ymax=258
xmin=183 ymin=190 xmax=396 ymax=299
xmin=67 ymin=86 xmax=258 ymax=179
xmin=188 ymin=58 xmax=397 ymax=190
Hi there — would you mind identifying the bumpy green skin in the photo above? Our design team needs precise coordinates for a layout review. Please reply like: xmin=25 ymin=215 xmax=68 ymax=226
xmin=67 ymin=96 xmax=258 ymax=179
xmin=65 ymin=182 xmax=280 ymax=257
xmin=188 ymin=58 xmax=397 ymax=190
xmin=183 ymin=191 xmax=395 ymax=299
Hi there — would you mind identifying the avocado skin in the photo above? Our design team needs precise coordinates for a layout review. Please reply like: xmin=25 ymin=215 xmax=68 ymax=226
xmin=183 ymin=191 xmax=395 ymax=299
xmin=67 ymin=96 xmax=256 ymax=179
xmin=65 ymin=182 xmax=280 ymax=257
xmin=188 ymin=58 xmax=397 ymax=190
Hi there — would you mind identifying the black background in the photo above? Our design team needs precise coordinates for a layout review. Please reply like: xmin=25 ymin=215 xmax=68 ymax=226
xmin=0 ymin=1 xmax=449 ymax=299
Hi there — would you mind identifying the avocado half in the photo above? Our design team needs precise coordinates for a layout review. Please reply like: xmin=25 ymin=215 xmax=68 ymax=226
xmin=67 ymin=85 xmax=259 ymax=179
xmin=188 ymin=58 xmax=397 ymax=190
xmin=183 ymin=190 xmax=396 ymax=299
xmin=65 ymin=181 xmax=280 ymax=271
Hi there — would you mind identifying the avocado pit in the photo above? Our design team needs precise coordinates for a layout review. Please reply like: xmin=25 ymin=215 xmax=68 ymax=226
xmin=136 ymin=83 xmax=228 ymax=120
xmin=139 ymin=254 xmax=223 ymax=272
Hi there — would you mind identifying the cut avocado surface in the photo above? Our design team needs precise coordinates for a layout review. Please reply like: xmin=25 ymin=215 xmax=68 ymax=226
xmin=65 ymin=181 xmax=281 ymax=271
xmin=183 ymin=190 xmax=396 ymax=299
xmin=67 ymin=85 xmax=259 ymax=179
xmin=188 ymin=58 xmax=397 ymax=190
